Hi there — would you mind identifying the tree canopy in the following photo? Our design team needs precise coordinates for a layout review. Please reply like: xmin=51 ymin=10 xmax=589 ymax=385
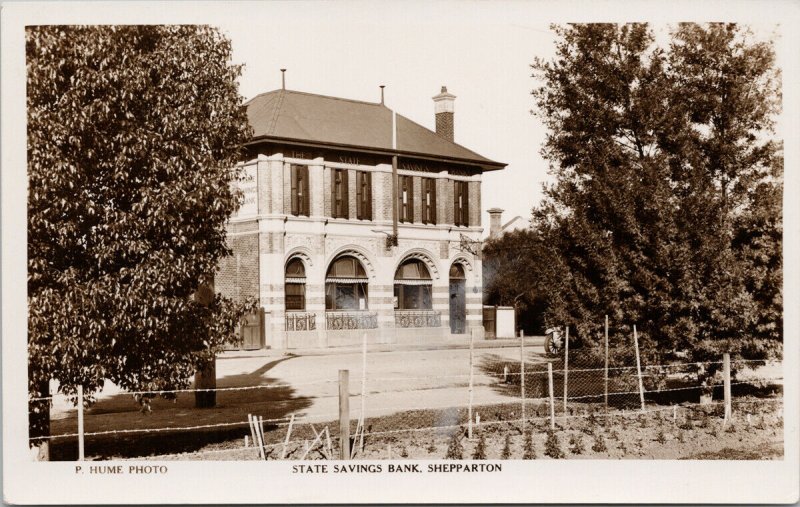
xmin=27 ymin=25 xmax=256 ymax=439
xmin=485 ymin=23 xmax=782 ymax=364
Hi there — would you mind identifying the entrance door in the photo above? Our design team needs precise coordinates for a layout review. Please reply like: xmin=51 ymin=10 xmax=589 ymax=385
xmin=449 ymin=264 xmax=466 ymax=334
xmin=240 ymin=308 xmax=265 ymax=350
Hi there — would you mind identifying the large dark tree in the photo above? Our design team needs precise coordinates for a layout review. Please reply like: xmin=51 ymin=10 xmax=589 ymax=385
xmin=517 ymin=23 xmax=781 ymax=365
xmin=27 ymin=26 xmax=255 ymax=456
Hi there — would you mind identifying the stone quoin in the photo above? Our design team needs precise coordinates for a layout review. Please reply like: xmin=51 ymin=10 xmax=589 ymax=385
xmin=216 ymin=83 xmax=506 ymax=349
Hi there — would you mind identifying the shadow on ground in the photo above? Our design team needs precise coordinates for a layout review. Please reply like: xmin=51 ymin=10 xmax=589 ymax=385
xmin=50 ymin=355 xmax=313 ymax=460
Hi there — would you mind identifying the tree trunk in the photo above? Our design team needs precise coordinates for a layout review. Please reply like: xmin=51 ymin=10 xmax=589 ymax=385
xmin=193 ymin=280 xmax=217 ymax=408
xmin=194 ymin=358 xmax=217 ymax=408
xmin=29 ymin=379 xmax=51 ymax=461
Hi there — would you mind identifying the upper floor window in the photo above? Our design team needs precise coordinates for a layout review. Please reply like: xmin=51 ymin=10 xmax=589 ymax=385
xmin=454 ymin=180 xmax=469 ymax=226
xmin=290 ymin=164 xmax=310 ymax=216
xmin=331 ymin=168 xmax=349 ymax=219
xmin=421 ymin=177 xmax=437 ymax=225
xmin=285 ymin=258 xmax=306 ymax=311
xmin=398 ymin=175 xmax=414 ymax=223
xmin=356 ymin=171 xmax=372 ymax=220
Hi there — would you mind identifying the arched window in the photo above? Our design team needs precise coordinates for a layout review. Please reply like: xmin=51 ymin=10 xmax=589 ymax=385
xmin=394 ymin=259 xmax=433 ymax=310
xmin=325 ymin=256 xmax=368 ymax=310
xmin=285 ymin=258 xmax=306 ymax=311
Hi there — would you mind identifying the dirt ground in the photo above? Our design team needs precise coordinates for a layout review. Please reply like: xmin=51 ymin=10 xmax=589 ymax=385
xmin=141 ymin=396 xmax=783 ymax=461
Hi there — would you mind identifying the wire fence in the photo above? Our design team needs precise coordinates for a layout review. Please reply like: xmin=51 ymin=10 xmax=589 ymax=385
xmin=29 ymin=332 xmax=783 ymax=461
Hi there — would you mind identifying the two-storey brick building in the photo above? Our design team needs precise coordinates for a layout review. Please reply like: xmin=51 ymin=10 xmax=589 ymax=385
xmin=216 ymin=85 xmax=505 ymax=349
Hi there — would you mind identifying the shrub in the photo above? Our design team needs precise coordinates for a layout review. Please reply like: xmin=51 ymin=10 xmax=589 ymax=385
xmin=427 ymin=440 xmax=437 ymax=453
xmin=677 ymin=430 xmax=685 ymax=443
xmin=569 ymin=434 xmax=585 ymax=455
xmin=472 ymin=431 xmax=487 ymax=460
xmin=709 ymin=425 xmax=719 ymax=437
xmin=591 ymin=434 xmax=607 ymax=453
xmin=523 ymin=429 xmax=536 ymax=459
xmin=445 ymin=431 xmax=463 ymax=460
xmin=545 ymin=430 xmax=565 ymax=459
xmin=609 ymin=430 xmax=620 ymax=441
xmin=400 ymin=445 xmax=409 ymax=458
xmin=725 ymin=423 xmax=737 ymax=434
xmin=501 ymin=434 xmax=512 ymax=459
xmin=655 ymin=429 xmax=667 ymax=444
xmin=679 ymin=418 xmax=693 ymax=430
xmin=755 ymin=417 xmax=767 ymax=430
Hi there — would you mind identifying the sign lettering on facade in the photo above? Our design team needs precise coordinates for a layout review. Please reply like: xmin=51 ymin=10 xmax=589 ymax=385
xmin=233 ymin=165 xmax=258 ymax=218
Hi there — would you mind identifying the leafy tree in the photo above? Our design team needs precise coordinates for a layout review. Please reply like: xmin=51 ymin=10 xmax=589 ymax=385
xmin=526 ymin=23 xmax=781 ymax=365
xmin=27 ymin=25 xmax=256 ymax=455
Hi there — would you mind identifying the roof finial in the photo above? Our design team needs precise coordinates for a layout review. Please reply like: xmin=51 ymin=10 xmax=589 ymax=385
xmin=380 ymin=85 xmax=385 ymax=105
xmin=280 ymin=69 xmax=286 ymax=90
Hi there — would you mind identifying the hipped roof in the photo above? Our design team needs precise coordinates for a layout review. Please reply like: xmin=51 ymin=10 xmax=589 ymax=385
xmin=244 ymin=89 xmax=505 ymax=171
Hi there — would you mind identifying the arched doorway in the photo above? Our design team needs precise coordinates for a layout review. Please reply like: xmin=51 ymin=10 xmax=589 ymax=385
xmin=449 ymin=263 xmax=466 ymax=334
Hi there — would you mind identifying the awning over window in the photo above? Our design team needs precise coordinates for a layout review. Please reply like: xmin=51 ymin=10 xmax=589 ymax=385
xmin=285 ymin=277 xmax=306 ymax=283
xmin=393 ymin=279 xmax=433 ymax=285
xmin=326 ymin=277 xmax=369 ymax=284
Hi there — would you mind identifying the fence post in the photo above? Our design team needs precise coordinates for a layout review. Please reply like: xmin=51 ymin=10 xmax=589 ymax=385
xmin=468 ymin=328 xmax=475 ymax=439
xmin=633 ymin=325 xmax=645 ymax=412
xmin=359 ymin=332 xmax=367 ymax=453
xmin=563 ymin=326 xmax=569 ymax=419
xmin=548 ymin=362 xmax=555 ymax=430
xmin=604 ymin=315 xmax=609 ymax=413
xmin=339 ymin=369 xmax=350 ymax=460
xmin=77 ymin=385 xmax=85 ymax=461
xmin=520 ymin=329 xmax=526 ymax=429
xmin=723 ymin=353 xmax=732 ymax=425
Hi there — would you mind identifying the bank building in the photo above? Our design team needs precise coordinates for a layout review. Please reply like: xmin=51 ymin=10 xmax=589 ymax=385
xmin=217 ymin=78 xmax=506 ymax=350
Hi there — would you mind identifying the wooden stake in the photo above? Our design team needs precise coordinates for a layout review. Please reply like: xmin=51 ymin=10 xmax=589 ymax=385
xmin=77 ymin=385 xmax=85 ymax=462
xmin=520 ymin=329 xmax=526 ymax=429
xmin=387 ymin=443 xmax=392 ymax=460
xmin=339 ymin=370 xmax=350 ymax=460
xmin=563 ymin=326 xmax=569 ymax=419
xmin=604 ymin=315 xmax=609 ymax=413
xmin=360 ymin=332 xmax=367 ymax=454
xmin=633 ymin=325 xmax=645 ymax=412
xmin=503 ymin=364 xmax=509 ymax=383
xmin=723 ymin=353 xmax=732 ymax=425
xmin=257 ymin=416 xmax=266 ymax=460
xmin=244 ymin=435 xmax=249 ymax=448
xmin=281 ymin=414 xmax=295 ymax=459
xmin=325 ymin=426 xmax=333 ymax=460
xmin=548 ymin=362 xmax=555 ymax=430
xmin=247 ymin=414 xmax=257 ymax=450
xmin=468 ymin=328 xmax=475 ymax=439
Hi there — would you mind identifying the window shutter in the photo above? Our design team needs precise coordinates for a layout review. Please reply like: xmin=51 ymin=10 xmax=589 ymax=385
xmin=291 ymin=165 xmax=299 ymax=215
xmin=366 ymin=172 xmax=372 ymax=219
xmin=331 ymin=169 xmax=337 ymax=217
xmin=407 ymin=176 xmax=414 ymax=223
xmin=356 ymin=172 xmax=363 ymax=219
xmin=397 ymin=176 xmax=404 ymax=222
xmin=301 ymin=166 xmax=310 ymax=216
xmin=342 ymin=170 xmax=349 ymax=219
xmin=453 ymin=181 xmax=459 ymax=226
xmin=463 ymin=181 xmax=469 ymax=226
xmin=430 ymin=179 xmax=437 ymax=225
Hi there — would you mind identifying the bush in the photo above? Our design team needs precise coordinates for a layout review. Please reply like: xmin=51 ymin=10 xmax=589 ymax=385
xmin=501 ymin=434 xmax=512 ymax=459
xmin=591 ymin=434 xmax=607 ymax=453
xmin=545 ymin=430 xmax=565 ymax=459
xmin=472 ymin=432 xmax=487 ymax=460
xmin=655 ymin=429 xmax=667 ymax=444
xmin=427 ymin=440 xmax=437 ymax=453
xmin=445 ymin=431 xmax=464 ymax=460
xmin=569 ymin=434 xmax=585 ymax=455
xmin=400 ymin=445 xmax=409 ymax=458
xmin=725 ymin=423 xmax=737 ymax=434
xmin=677 ymin=430 xmax=685 ymax=443
xmin=523 ymin=429 xmax=536 ymax=459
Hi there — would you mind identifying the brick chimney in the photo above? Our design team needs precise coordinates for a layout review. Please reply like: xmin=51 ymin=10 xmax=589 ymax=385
xmin=432 ymin=86 xmax=456 ymax=141
xmin=487 ymin=208 xmax=504 ymax=238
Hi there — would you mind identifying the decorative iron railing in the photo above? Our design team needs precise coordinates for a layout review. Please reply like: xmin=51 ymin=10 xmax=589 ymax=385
xmin=394 ymin=310 xmax=442 ymax=328
xmin=285 ymin=312 xmax=316 ymax=331
xmin=325 ymin=311 xmax=378 ymax=330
